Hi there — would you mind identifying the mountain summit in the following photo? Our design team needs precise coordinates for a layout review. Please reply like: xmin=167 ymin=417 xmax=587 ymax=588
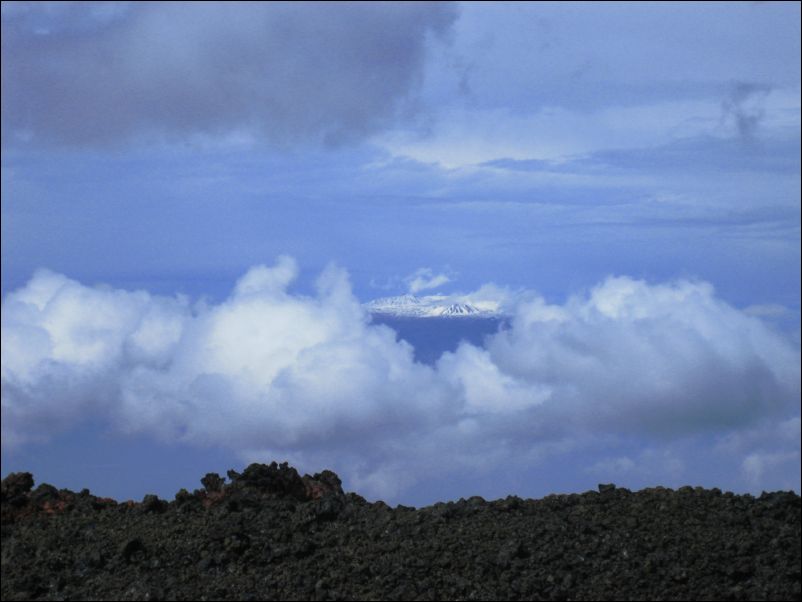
xmin=365 ymin=294 xmax=502 ymax=318
xmin=439 ymin=303 xmax=482 ymax=316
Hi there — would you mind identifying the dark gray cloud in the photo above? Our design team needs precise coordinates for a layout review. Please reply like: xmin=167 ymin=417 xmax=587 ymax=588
xmin=1 ymin=1 xmax=457 ymax=147
xmin=722 ymin=81 xmax=772 ymax=142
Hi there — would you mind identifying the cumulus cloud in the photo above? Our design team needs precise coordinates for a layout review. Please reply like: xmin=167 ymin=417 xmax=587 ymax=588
xmin=405 ymin=267 xmax=452 ymax=294
xmin=2 ymin=259 xmax=799 ymax=500
xmin=1 ymin=1 xmax=457 ymax=147
xmin=484 ymin=277 xmax=800 ymax=435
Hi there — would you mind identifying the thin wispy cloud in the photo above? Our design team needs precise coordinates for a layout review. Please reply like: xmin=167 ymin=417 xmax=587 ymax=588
xmin=405 ymin=268 xmax=452 ymax=294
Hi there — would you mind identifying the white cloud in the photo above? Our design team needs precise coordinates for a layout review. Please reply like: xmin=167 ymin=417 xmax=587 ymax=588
xmin=2 ymin=259 xmax=799 ymax=501
xmin=450 ymin=282 xmax=526 ymax=315
xmin=406 ymin=267 xmax=452 ymax=294
xmin=438 ymin=343 xmax=551 ymax=414
xmin=379 ymin=86 xmax=802 ymax=169
xmin=485 ymin=276 xmax=800 ymax=436
xmin=376 ymin=101 xmax=724 ymax=168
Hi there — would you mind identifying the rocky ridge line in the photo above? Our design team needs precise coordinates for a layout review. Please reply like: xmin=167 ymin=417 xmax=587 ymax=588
xmin=2 ymin=463 xmax=800 ymax=601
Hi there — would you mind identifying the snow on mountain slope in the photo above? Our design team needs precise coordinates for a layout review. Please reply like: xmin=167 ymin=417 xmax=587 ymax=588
xmin=438 ymin=303 xmax=482 ymax=316
xmin=365 ymin=294 xmax=503 ymax=318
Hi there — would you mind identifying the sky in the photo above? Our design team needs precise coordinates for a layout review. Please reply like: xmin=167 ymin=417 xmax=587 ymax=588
xmin=1 ymin=1 xmax=800 ymax=505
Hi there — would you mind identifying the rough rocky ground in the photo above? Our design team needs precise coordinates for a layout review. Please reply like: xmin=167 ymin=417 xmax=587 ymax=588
xmin=2 ymin=462 xmax=800 ymax=601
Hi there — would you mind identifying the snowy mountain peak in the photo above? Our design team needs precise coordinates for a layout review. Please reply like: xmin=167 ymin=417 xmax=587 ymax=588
xmin=365 ymin=295 xmax=502 ymax=318
xmin=390 ymin=294 xmax=423 ymax=305
xmin=438 ymin=303 xmax=481 ymax=316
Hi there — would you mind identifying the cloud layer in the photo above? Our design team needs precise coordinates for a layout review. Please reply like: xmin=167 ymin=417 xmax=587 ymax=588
xmin=1 ymin=2 xmax=457 ymax=147
xmin=2 ymin=259 xmax=799 ymax=500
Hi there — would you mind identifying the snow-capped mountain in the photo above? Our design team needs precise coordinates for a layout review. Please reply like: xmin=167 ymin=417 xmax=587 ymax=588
xmin=365 ymin=294 xmax=503 ymax=318
xmin=439 ymin=303 xmax=482 ymax=316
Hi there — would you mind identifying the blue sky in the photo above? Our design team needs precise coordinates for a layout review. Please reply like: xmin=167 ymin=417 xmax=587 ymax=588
xmin=1 ymin=2 xmax=800 ymax=505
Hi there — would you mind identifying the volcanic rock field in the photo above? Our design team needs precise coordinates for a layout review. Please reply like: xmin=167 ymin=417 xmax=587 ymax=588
xmin=1 ymin=462 xmax=800 ymax=601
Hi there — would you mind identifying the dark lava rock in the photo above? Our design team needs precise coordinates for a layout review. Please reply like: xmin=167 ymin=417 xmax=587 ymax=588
xmin=140 ymin=494 xmax=168 ymax=514
xmin=29 ymin=484 xmax=60 ymax=506
xmin=2 ymin=465 xmax=800 ymax=601
xmin=0 ymin=472 xmax=33 ymax=509
xmin=200 ymin=472 xmax=225 ymax=493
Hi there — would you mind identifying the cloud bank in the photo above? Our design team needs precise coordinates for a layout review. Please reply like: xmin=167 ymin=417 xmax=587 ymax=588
xmin=2 ymin=258 xmax=799 ymax=500
xmin=1 ymin=1 xmax=457 ymax=147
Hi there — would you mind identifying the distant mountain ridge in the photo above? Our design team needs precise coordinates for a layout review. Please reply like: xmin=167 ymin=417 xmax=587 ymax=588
xmin=365 ymin=293 xmax=503 ymax=318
